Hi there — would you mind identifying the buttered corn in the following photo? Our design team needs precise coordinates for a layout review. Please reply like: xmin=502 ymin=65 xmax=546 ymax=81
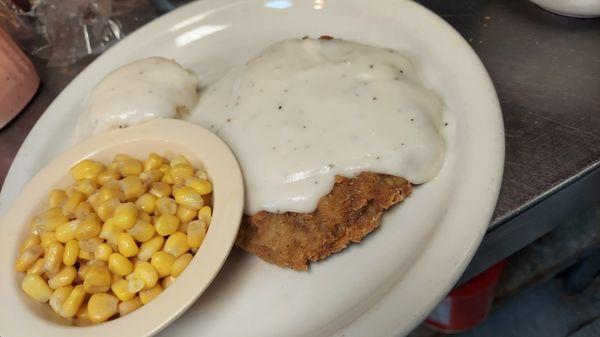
xmin=15 ymin=153 xmax=212 ymax=324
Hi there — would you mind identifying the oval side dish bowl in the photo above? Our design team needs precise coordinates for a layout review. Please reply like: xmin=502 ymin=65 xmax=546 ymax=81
xmin=0 ymin=119 xmax=244 ymax=337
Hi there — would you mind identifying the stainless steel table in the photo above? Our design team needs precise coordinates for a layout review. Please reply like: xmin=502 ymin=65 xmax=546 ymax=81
xmin=1 ymin=0 xmax=599 ymax=283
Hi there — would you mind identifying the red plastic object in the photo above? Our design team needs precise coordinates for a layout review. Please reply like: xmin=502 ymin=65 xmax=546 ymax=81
xmin=425 ymin=260 xmax=507 ymax=333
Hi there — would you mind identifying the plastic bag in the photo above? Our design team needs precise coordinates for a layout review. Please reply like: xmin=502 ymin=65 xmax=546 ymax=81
xmin=0 ymin=0 xmax=158 ymax=67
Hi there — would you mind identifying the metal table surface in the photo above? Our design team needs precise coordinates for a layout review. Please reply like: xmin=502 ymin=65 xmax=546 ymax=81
xmin=1 ymin=0 xmax=599 ymax=283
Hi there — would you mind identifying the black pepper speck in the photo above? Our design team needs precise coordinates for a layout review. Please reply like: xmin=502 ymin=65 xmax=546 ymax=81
xmin=372 ymin=97 xmax=377 ymax=101
xmin=444 ymin=122 xmax=448 ymax=126
xmin=278 ymin=105 xmax=283 ymax=110
xmin=369 ymin=64 xmax=374 ymax=69
xmin=410 ymin=118 xmax=414 ymax=122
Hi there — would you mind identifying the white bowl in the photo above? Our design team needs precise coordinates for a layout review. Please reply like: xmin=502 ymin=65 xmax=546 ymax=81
xmin=530 ymin=0 xmax=600 ymax=17
xmin=0 ymin=119 xmax=244 ymax=337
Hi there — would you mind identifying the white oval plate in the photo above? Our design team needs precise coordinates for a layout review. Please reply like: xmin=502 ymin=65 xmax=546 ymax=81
xmin=0 ymin=0 xmax=504 ymax=336
xmin=0 ymin=119 xmax=244 ymax=337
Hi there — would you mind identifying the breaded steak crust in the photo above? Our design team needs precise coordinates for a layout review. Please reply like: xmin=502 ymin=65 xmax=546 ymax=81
xmin=236 ymin=172 xmax=411 ymax=270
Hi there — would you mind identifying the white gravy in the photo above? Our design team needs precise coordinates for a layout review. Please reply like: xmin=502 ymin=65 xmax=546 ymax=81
xmin=76 ymin=57 xmax=198 ymax=141
xmin=188 ymin=38 xmax=446 ymax=215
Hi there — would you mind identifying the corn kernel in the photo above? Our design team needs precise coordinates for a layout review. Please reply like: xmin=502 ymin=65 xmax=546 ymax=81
xmin=44 ymin=242 xmax=64 ymax=274
xmin=161 ymin=275 xmax=177 ymax=289
xmin=74 ymin=179 xmax=98 ymax=196
xmin=78 ymin=237 xmax=102 ymax=253
xmin=29 ymin=217 xmax=41 ymax=235
xmin=96 ymin=186 xmax=124 ymax=204
xmin=105 ymin=176 xmax=123 ymax=189
xmin=63 ymin=239 xmax=79 ymax=266
xmin=135 ymin=193 xmax=156 ymax=214
xmin=21 ymin=274 xmax=53 ymax=303
xmin=173 ymin=186 xmax=204 ymax=210
xmin=75 ymin=264 xmax=89 ymax=283
xmin=96 ymin=169 xmax=121 ymax=186
xmin=20 ymin=234 xmax=41 ymax=253
xmin=60 ymin=284 xmax=86 ymax=318
xmin=119 ymin=176 xmax=146 ymax=200
xmin=50 ymin=286 xmax=73 ymax=314
xmin=75 ymin=214 xmax=102 ymax=240
xmin=110 ymin=278 xmax=134 ymax=302
xmin=149 ymin=182 xmax=171 ymax=198
xmin=140 ymin=169 xmax=163 ymax=185
xmin=48 ymin=266 xmax=77 ymax=289
xmin=88 ymin=293 xmax=118 ymax=323
xmin=158 ymin=161 xmax=170 ymax=171
xmin=96 ymin=198 xmax=120 ymax=221
xmin=176 ymin=205 xmax=197 ymax=224
xmin=114 ymin=154 xmax=134 ymax=162
xmin=27 ymin=258 xmax=45 ymax=275
xmin=170 ymin=154 xmax=190 ymax=167
xmin=99 ymin=219 xmax=122 ymax=248
xmin=164 ymin=232 xmax=190 ymax=258
xmin=38 ymin=207 xmax=69 ymax=232
xmin=137 ymin=236 xmax=164 ymax=261
xmin=83 ymin=264 xmax=111 ymax=293
xmin=151 ymin=251 xmax=175 ymax=278
xmin=170 ymin=164 xmax=194 ymax=186
xmin=107 ymin=161 xmax=118 ymax=171
xmin=139 ymin=211 xmax=152 ymax=223
xmin=75 ymin=201 xmax=94 ymax=219
xmin=195 ymin=169 xmax=208 ymax=180
xmin=112 ymin=202 xmax=138 ymax=230
xmin=187 ymin=220 xmax=208 ymax=249
xmin=156 ymin=197 xmax=177 ymax=215
xmin=118 ymin=158 xmax=143 ymax=177
xmin=70 ymin=160 xmax=105 ymax=180
xmin=198 ymin=206 xmax=212 ymax=224
xmin=126 ymin=276 xmax=145 ymax=293
xmin=55 ymin=220 xmax=79 ymax=243
xmin=171 ymin=253 xmax=193 ymax=277
xmin=185 ymin=177 xmax=213 ymax=195
xmin=78 ymin=249 xmax=94 ymax=261
xmin=40 ymin=231 xmax=58 ymax=248
xmin=117 ymin=233 xmax=139 ymax=258
xmin=63 ymin=191 xmax=85 ymax=214
xmin=95 ymin=243 xmax=113 ymax=261
xmin=127 ymin=219 xmax=155 ymax=242
xmin=108 ymin=253 xmax=133 ymax=276
xmin=139 ymin=284 xmax=163 ymax=304
xmin=161 ymin=170 xmax=174 ymax=184
xmin=119 ymin=296 xmax=143 ymax=316
xmin=177 ymin=220 xmax=189 ymax=233
xmin=155 ymin=214 xmax=180 ymax=236
xmin=143 ymin=153 xmax=165 ymax=171
xmin=49 ymin=189 xmax=68 ymax=208
xmin=15 ymin=245 xmax=43 ymax=272
xmin=133 ymin=261 xmax=158 ymax=289
xmin=75 ymin=303 xmax=90 ymax=326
